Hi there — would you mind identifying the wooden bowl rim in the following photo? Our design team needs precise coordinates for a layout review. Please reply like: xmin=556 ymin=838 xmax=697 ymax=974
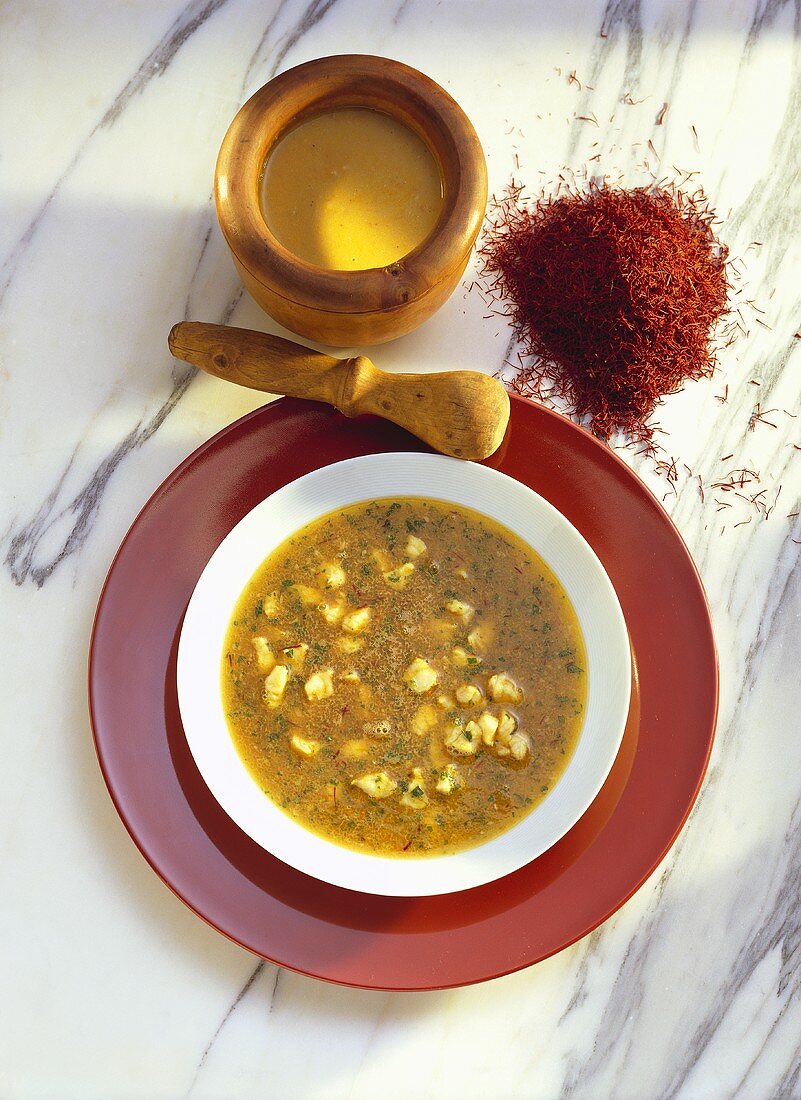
xmin=214 ymin=54 xmax=488 ymax=316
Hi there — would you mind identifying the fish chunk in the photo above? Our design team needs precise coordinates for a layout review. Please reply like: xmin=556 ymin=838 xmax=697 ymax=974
xmin=290 ymin=734 xmax=320 ymax=757
xmin=316 ymin=562 xmax=346 ymax=589
xmin=262 ymin=592 xmax=281 ymax=617
xmin=488 ymin=673 xmax=523 ymax=704
xmin=252 ymin=637 xmax=276 ymax=674
xmin=405 ymin=534 xmax=427 ymax=559
xmin=467 ymin=624 xmax=492 ymax=652
xmin=352 ymin=772 xmax=398 ymax=799
xmin=452 ymin=646 xmax=481 ymax=669
xmin=509 ymin=732 xmax=531 ymax=761
xmin=444 ymin=721 xmax=480 ymax=756
xmin=400 ymin=767 xmax=428 ymax=809
xmin=263 ymin=664 xmax=289 ymax=707
xmin=405 ymin=657 xmax=438 ymax=694
xmin=455 ymin=683 xmax=482 ymax=707
xmin=304 ymin=669 xmax=334 ymax=701
xmin=435 ymin=764 xmax=461 ymax=795
xmin=291 ymin=584 xmax=323 ymax=607
xmin=383 ymin=562 xmax=415 ymax=588
xmin=317 ymin=600 xmax=344 ymax=625
xmin=477 ymin=711 xmax=499 ymax=746
xmin=495 ymin=710 xmax=518 ymax=756
xmin=445 ymin=598 xmax=474 ymax=624
xmin=342 ymin=606 xmax=371 ymax=634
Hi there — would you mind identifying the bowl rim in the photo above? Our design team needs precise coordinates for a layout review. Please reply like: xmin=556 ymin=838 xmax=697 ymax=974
xmin=176 ymin=453 xmax=632 ymax=896
xmin=214 ymin=53 xmax=488 ymax=315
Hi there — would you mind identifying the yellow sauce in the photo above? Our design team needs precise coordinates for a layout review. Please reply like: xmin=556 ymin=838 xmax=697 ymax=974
xmin=260 ymin=107 xmax=444 ymax=271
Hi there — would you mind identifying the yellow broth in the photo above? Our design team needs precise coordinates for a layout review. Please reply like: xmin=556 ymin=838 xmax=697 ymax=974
xmin=222 ymin=498 xmax=587 ymax=856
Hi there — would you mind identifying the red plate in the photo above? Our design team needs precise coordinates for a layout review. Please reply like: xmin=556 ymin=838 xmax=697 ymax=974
xmin=89 ymin=396 xmax=717 ymax=990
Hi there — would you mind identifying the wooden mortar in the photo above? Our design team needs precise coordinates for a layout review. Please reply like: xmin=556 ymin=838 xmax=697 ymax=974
xmin=214 ymin=54 xmax=488 ymax=347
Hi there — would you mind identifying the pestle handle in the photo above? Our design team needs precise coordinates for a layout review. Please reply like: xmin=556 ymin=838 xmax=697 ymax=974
xmin=168 ymin=322 xmax=351 ymax=405
xmin=168 ymin=322 xmax=510 ymax=460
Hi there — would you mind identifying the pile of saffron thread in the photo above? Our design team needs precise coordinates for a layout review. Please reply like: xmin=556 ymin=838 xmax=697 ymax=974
xmin=480 ymin=181 xmax=730 ymax=444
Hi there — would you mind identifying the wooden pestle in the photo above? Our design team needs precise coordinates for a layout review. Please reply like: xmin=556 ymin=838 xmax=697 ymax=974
xmin=168 ymin=322 xmax=510 ymax=461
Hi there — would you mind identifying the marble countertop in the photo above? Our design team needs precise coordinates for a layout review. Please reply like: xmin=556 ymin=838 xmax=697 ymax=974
xmin=3 ymin=1 xmax=801 ymax=1096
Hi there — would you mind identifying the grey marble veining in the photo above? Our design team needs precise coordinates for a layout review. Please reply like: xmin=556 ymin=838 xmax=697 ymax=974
xmin=2 ymin=1 xmax=800 ymax=1097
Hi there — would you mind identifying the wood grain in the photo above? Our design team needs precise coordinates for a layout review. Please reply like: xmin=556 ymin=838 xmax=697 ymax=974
xmin=169 ymin=322 xmax=510 ymax=460
xmin=214 ymin=54 xmax=487 ymax=346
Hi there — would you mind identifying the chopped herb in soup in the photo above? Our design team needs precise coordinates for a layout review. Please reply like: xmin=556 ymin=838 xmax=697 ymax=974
xmin=222 ymin=498 xmax=587 ymax=856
